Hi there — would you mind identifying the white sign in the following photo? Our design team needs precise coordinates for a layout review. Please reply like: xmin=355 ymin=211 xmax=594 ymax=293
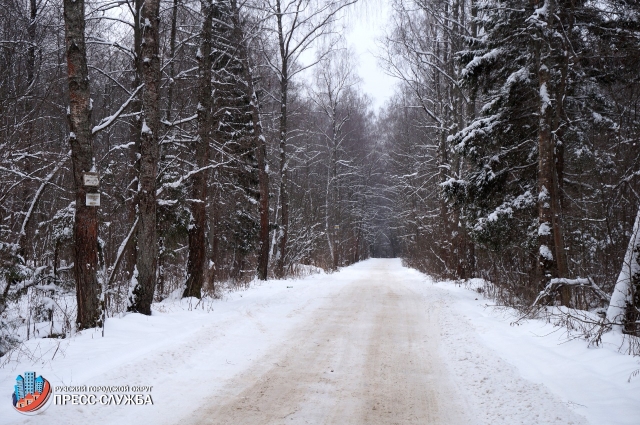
xmin=86 ymin=193 xmax=100 ymax=207
xmin=83 ymin=173 xmax=100 ymax=187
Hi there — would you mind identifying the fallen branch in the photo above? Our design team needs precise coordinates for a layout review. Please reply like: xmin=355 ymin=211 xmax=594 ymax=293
xmin=106 ymin=217 xmax=139 ymax=289
xmin=532 ymin=277 xmax=610 ymax=308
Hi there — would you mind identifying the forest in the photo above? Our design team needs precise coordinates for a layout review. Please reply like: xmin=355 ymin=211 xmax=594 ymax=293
xmin=0 ymin=0 xmax=639 ymax=356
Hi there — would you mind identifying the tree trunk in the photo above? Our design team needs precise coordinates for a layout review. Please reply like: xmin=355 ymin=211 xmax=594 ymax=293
xmin=274 ymin=0 xmax=289 ymax=278
xmin=331 ymin=137 xmax=339 ymax=270
xmin=63 ymin=0 xmax=101 ymax=329
xmin=256 ymin=114 xmax=270 ymax=281
xmin=17 ymin=0 xmax=38 ymax=260
xmin=325 ymin=168 xmax=335 ymax=269
xmin=536 ymin=0 xmax=568 ymax=304
xmin=129 ymin=0 xmax=161 ymax=314
xmin=183 ymin=0 xmax=213 ymax=299
xmin=606 ymin=206 xmax=640 ymax=333
xmin=230 ymin=0 xmax=270 ymax=280
xmin=165 ymin=0 xmax=179 ymax=122
xmin=465 ymin=0 xmax=478 ymax=279
xmin=27 ymin=0 xmax=36 ymax=91
xmin=275 ymin=77 xmax=289 ymax=278
xmin=537 ymin=63 xmax=558 ymax=284
xmin=122 ymin=0 xmax=144 ymax=282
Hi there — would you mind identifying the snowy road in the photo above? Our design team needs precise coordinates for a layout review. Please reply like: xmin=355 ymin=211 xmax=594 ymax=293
xmin=4 ymin=259 xmax=637 ymax=425
xmin=192 ymin=260 xmax=470 ymax=424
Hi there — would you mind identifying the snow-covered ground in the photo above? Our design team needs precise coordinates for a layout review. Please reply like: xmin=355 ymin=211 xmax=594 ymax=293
xmin=422 ymin=270 xmax=640 ymax=425
xmin=1 ymin=259 xmax=638 ymax=424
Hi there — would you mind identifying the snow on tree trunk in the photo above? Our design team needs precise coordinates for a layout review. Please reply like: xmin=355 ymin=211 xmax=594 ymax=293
xmin=606 ymin=206 xmax=640 ymax=333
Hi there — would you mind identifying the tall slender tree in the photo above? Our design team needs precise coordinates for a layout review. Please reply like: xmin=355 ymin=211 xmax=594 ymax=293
xmin=183 ymin=0 xmax=214 ymax=299
xmin=64 ymin=0 xmax=101 ymax=328
xmin=129 ymin=0 xmax=161 ymax=314
xmin=230 ymin=0 xmax=271 ymax=281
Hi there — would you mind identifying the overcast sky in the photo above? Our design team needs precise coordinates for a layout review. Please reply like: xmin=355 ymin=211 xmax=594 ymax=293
xmin=345 ymin=1 xmax=396 ymax=111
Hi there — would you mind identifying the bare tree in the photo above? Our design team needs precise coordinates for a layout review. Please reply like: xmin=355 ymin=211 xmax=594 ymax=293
xmin=310 ymin=49 xmax=359 ymax=269
xmin=183 ymin=0 xmax=214 ymax=299
xmin=128 ymin=0 xmax=162 ymax=314
xmin=257 ymin=0 xmax=357 ymax=277
xmin=64 ymin=0 xmax=101 ymax=329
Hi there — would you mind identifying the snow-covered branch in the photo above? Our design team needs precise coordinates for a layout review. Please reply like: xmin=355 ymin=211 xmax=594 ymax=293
xmin=532 ymin=277 xmax=611 ymax=308
xmin=92 ymin=84 xmax=144 ymax=135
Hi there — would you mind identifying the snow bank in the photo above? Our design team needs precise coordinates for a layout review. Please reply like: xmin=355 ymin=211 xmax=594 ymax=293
xmin=0 ymin=266 xmax=357 ymax=425
xmin=415 ymin=270 xmax=640 ymax=425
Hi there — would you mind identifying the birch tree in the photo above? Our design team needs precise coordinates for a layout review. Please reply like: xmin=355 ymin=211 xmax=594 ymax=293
xmin=128 ymin=0 xmax=161 ymax=314
xmin=607 ymin=206 xmax=640 ymax=333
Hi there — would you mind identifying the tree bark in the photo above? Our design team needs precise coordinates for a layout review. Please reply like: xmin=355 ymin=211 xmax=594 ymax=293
xmin=255 ymin=112 xmax=270 ymax=281
xmin=536 ymin=0 xmax=568 ymax=304
xmin=165 ymin=0 xmax=179 ymax=122
xmin=63 ymin=0 xmax=101 ymax=329
xmin=17 ymin=0 xmax=38 ymax=260
xmin=325 ymin=168 xmax=335 ymax=269
xmin=274 ymin=0 xmax=289 ymax=278
xmin=183 ymin=0 xmax=214 ymax=299
xmin=122 ymin=0 xmax=144 ymax=283
xmin=275 ymin=77 xmax=289 ymax=278
xmin=537 ymin=59 xmax=558 ymax=283
xmin=129 ymin=0 xmax=161 ymax=314
xmin=606 ymin=206 xmax=640 ymax=333
xmin=331 ymin=125 xmax=339 ymax=270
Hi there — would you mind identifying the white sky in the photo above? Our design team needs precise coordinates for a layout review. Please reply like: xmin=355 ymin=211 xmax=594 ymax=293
xmin=345 ymin=1 xmax=397 ymax=111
